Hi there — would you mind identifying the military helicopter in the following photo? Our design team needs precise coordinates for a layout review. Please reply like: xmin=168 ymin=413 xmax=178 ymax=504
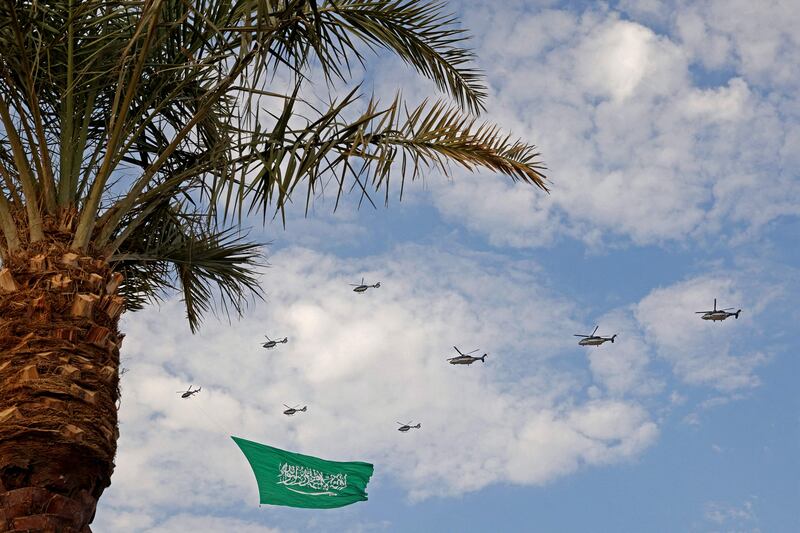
xmin=176 ymin=385 xmax=201 ymax=399
xmin=696 ymin=298 xmax=741 ymax=321
xmin=447 ymin=346 xmax=487 ymax=365
xmin=574 ymin=326 xmax=617 ymax=346
xmin=262 ymin=335 xmax=288 ymax=349
xmin=283 ymin=404 xmax=307 ymax=416
xmin=397 ymin=421 xmax=421 ymax=432
xmin=350 ymin=277 xmax=381 ymax=293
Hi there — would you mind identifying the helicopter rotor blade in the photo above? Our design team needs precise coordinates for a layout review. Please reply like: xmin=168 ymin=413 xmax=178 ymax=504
xmin=720 ymin=307 xmax=735 ymax=311
xmin=714 ymin=298 xmax=717 ymax=311
xmin=574 ymin=334 xmax=589 ymax=337
xmin=467 ymin=349 xmax=479 ymax=355
xmin=454 ymin=346 xmax=465 ymax=356
xmin=592 ymin=326 xmax=599 ymax=336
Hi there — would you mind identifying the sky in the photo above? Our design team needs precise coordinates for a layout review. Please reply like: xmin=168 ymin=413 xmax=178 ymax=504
xmin=93 ymin=1 xmax=799 ymax=531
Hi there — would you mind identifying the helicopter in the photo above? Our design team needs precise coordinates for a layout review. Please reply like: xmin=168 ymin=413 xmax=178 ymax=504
xmin=262 ymin=335 xmax=288 ymax=349
xmin=696 ymin=298 xmax=741 ymax=321
xmin=574 ymin=326 xmax=617 ymax=346
xmin=283 ymin=404 xmax=307 ymax=416
xmin=447 ymin=346 xmax=487 ymax=365
xmin=397 ymin=421 xmax=421 ymax=432
xmin=350 ymin=277 xmax=381 ymax=293
xmin=177 ymin=385 xmax=201 ymax=399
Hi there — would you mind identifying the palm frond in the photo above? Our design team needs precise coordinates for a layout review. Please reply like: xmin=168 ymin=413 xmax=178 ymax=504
xmin=110 ymin=203 xmax=265 ymax=332
xmin=236 ymin=94 xmax=547 ymax=221
xmin=0 ymin=0 xmax=547 ymax=334
xmin=316 ymin=0 xmax=486 ymax=114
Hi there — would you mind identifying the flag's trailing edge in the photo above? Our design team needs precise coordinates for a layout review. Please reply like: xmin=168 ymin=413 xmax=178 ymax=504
xmin=231 ymin=436 xmax=374 ymax=509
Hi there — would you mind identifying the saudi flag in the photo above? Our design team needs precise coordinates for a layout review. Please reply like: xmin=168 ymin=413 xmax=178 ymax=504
xmin=232 ymin=436 xmax=374 ymax=509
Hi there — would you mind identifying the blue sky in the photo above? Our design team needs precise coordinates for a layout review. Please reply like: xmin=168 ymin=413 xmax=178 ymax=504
xmin=93 ymin=1 xmax=799 ymax=531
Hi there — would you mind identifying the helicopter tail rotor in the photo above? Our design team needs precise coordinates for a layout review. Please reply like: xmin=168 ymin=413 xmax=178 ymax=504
xmin=480 ymin=354 xmax=487 ymax=362
xmin=735 ymin=310 xmax=741 ymax=319
xmin=300 ymin=406 xmax=307 ymax=412
xmin=414 ymin=423 xmax=421 ymax=429
xmin=611 ymin=335 xmax=616 ymax=343
xmin=374 ymin=282 xmax=381 ymax=288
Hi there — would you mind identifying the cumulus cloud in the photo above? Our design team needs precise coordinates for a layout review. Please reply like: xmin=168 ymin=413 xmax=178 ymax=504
xmin=635 ymin=274 xmax=773 ymax=391
xmin=674 ymin=0 xmax=800 ymax=88
xmin=95 ymin=244 xmax=659 ymax=529
xmin=89 ymin=242 xmax=782 ymax=531
xmin=412 ymin=1 xmax=800 ymax=248
xmin=585 ymin=309 xmax=662 ymax=397
xmin=145 ymin=515 xmax=283 ymax=533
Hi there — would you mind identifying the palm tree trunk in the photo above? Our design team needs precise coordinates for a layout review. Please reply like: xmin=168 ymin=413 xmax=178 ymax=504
xmin=0 ymin=243 xmax=124 ymax=532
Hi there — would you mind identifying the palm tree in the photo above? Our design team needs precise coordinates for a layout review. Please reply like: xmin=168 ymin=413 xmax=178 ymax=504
xmin=0 ymin=0 xmax=546 ymax=529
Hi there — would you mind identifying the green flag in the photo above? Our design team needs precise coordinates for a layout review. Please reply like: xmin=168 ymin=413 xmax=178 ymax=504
xmin=232 ymin=436 xmax=374 ymax=509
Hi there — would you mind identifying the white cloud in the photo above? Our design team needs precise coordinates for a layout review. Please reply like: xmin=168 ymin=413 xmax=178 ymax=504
xmin=416 ymin=2 xmax=800 ymax=249
xmin=89 ymin=241 xmax=784 ymax=529
xmin=576 ymin=19 xmax=685 ymax=102
xmin=682 ymin=78 xmax=751 ymax=121
xmin=146 ymin=514 xmax=283 ymax=533
xmin=675 ymin=0 xmax=800 ymax=88
xmin=635 ymin=274 xmax=772 ymax=391
xmin=95 ymin=244 xmax=659 ymax=527
xmin=585 ymin=309 xmax=662 ymax=397
xmin=703 ymin=497 xmax=760 ymax=531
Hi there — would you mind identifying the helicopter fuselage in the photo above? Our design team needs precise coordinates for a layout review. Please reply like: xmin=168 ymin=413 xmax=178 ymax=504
xmin=578 ymin=336 xmax=611 ymax=346
xmin=448 ymin=355 xmax=486 ymax=365
xmin=353 ymin=285 xmax=368 ymax=293
xmin=701 ymin=311 xmax=738 ymax=321
xmin=179 ymin=387 xmax=200 ymax=398
xmin=263 ymin=337 xmax=287 ymax=348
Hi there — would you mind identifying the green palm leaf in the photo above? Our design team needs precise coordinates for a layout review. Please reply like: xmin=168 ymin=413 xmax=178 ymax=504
xmin=0 ymin=0 xmax=547 ymax=329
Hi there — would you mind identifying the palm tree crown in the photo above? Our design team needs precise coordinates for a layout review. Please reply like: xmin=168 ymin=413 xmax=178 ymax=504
xmin=0 ymin=0 xmax=547 ymax=331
